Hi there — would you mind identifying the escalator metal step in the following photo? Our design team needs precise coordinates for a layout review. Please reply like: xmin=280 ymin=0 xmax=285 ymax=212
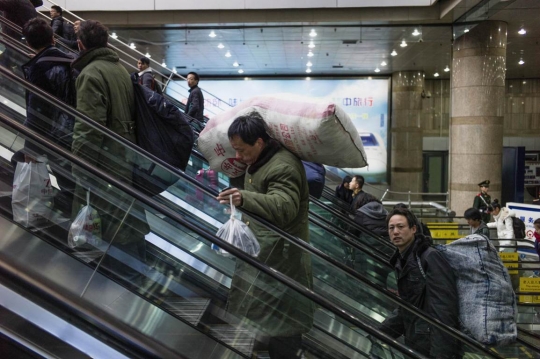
xmin=208 ymin=325 xmax=256 ymax=356
xmin=161 ymin=297 xmax=210 ymax=326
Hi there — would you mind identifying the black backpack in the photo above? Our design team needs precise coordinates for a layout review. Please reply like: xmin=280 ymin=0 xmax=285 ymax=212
xmin=60 ymin=20 xmax=76 ymax=41
xmin=130 ymin=74 xmax=194 ymax=197
xmin=511 ymin=217 xmax=526 ymax=239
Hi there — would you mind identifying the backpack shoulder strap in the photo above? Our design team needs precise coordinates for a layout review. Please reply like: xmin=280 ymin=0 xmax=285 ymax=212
xmin=35 ymin=56 xmax=73 ymax=65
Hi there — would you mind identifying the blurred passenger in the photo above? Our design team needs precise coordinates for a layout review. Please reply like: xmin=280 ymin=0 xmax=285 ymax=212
xmin=350 ymin=174 xmax=376 ymax=212
xmin=136 ymin=56 xmax=161 ymax=93
xmin=464 ymin=207 xmax=490 ymax=239
xmin=335 ymin=175 xmax=352 ymax=204
xmin=185 ymin=71 xmax=204 ymax=121
xmin=71 ymin=20 xmax=149 ymax=282
xmin=21 ymin=17 xmax=76 ymax=215
xmin=355 ymin=199 xmax=388 ymax=239
xmin=380 ymin=208 xmax=460 ymax=357
xmin=473 ymin=179 xmax=492 ymax=223
xmin=487 ymin=199 xmax=515 ymax=252
xmin=216 ymin=112 xmax=313 ymax=359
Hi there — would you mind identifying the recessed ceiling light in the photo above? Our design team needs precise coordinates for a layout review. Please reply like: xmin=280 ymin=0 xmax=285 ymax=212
xmin=110 ymin=32 xmax=118 ymax=39
xmin=308 ymin=42 xmax=315 ymax=49
xmin=523 ymin=80 xmax=527 ymax=84
xmin=309 ymin=29 xmax=317 ymax=37
xmin=391 ymin=50 xmax=397 ymax=56
xmin=306 ymin=77 xmax=311 ymax=81
xmin=412 ymin=28 xmax=420 ymax=36
xmin=434 ymin=72 xmax=440 ymax=77
xmin=225 ymin=51 xmax=231 ymax=57
xmin=233 ymin=61 xmax=239 ymax=67
xmin=400 ymin=40 xmax=407 ymax=47
xmin=518 ymin=28 xmax=526 ymax=35
xmin=145 ymin=52 xmax=151 ymax=58
xmin=209 ymin=31 xmax=217 ymax=38
xmin=464 ymin=28 xmax=469 ymax=33
xmin=217 ymin=43 xmax=224 ymax=49
xmin=306 ymin=68 xmax=312 ymax=73
xmin=307 ymin=51 xmax=314 ymax=57
xmin=444 ymin=65 xmax=450 ymax=72
xmin=238 ymin=69 xmax=244 ymax=74
xmin=381 ymin=61 xmax=387 ymax=66
xmin=129 ymin=42 xmax=136 ymax=49
xmin=519 ymin=58 xmax=524 ymax=65
xmin=374 ymin=67 xmax=380 ymax=73
xmin=306 ymin=61 xmax=313 ymax=67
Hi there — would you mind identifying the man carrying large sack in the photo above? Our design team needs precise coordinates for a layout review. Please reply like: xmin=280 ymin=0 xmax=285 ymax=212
xmin=216 ymin=111 xmax=313 ymax=359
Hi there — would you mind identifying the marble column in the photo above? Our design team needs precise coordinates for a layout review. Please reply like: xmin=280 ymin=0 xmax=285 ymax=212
xmin=390 ymin=71 xmax=424 ymax=195
xmin=449 ymin=21 xmax=506 ymax=217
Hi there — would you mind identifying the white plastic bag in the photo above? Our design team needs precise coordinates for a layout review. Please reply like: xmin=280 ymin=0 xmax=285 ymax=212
xmin=12 ymin=158 xmax=54 ymax=227
xmin=68 ymin=190 xmax=102 ymax=248
xmin=214 ymin=196 xmax=260 ymax=257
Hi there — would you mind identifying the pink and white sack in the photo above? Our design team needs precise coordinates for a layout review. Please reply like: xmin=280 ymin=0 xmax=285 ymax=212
xmin=198 ymin=94 xmax=368 ymax=178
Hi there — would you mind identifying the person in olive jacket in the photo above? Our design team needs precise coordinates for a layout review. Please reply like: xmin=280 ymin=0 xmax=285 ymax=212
xmin=379 ymin=208 xmax=460 ymax=358
xmin=217 ymin=112 xmax=313 ymax=359
xmin=71 ymin=20 xmax=149 ymax=281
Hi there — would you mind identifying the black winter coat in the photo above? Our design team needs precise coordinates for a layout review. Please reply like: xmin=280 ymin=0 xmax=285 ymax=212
xmin=354 ymin=201 xmax=388 ymax=238
xmin=21 ymin=46 xmax=75 ymax=153
xmin=0 ymin=0 xmax=37 ymax=39
xmin=380 ymin=235 xmax=460 ymax=358
xmin=186 ymin=85 xmax=204 ymax=121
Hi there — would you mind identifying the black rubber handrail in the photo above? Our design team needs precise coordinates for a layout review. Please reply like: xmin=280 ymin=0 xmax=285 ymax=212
xmin=0 ymin=112 xmax=428 ymax=358
xmin=0 ymin=64 xmax=502 ymax=359
xmin=0 ymin=251 xmax=184 ymax=359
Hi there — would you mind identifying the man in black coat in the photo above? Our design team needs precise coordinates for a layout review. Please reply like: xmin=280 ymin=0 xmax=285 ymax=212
xmin=185 ymin=71 xmax=205 ymax=121
xmin=21 ymin=17 xmax=76 ymax=214
xmin=379 ymin=208 xmax=460 ymax=358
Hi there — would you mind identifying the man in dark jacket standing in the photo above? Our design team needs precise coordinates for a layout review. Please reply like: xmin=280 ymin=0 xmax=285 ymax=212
xmin=185 ymin=71 xmax=204 ymax=121
xmin=21 ymin=17 xmax=75 ymax=214
xmin=71 ymin=20 xmax=149 ymax=282
xmin=49 ymin=5 xmax=76 ymax=48
xmin=217 ymin=112 xmax=313 ymax=358
xmin=380 ymin=208 xmax=460 ymax=358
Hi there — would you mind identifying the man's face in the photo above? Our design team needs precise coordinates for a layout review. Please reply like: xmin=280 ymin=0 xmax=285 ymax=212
xmin=344 ymin=182 xmax=350 ymax=189
xmin=73 ymin=20 xmax=81 ymax=33
xmin=349 ymin=177 xmax=358 ymax=190
xmin=50 ymin=9 xmax=60 ymax=18
xmin=388 ymin=215 xmax=416 ymax=252
xmin=137 ymin=60 xmax=148 ymax=72
xmin=481 ymin=186 xmax=489 ymax=194
xmin=187 ymin=74 xmax=198 ymax=88
xmin=466 ymin=218 xmax=480 ymax=227
xmin=230 ymin=135 xmax=264 ymax=165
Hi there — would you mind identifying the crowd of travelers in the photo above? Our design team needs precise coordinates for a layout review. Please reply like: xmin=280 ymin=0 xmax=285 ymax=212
xmin=0 ymin=3 xmax=533 ymax=358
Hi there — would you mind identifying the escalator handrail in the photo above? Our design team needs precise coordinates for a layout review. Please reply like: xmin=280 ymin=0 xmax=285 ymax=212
xmin=0 ymin=248 xmax=184 ymax=359
xmin=0 ymin=111 xmax=430 ymax=359
xmin=0 ymin=65 xmax=503 ymax=358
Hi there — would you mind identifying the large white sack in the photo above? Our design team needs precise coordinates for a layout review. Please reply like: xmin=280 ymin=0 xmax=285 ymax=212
xmin=198 ymin=94 xmax=368 ymax=178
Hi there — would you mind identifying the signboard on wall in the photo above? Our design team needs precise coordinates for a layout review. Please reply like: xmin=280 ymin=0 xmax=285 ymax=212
xmin=171 ymin=78 xmax=390 ymax=183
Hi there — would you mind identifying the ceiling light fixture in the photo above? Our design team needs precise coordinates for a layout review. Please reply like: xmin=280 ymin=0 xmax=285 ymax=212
xmin=209 ymin=31 xmax=217 ymax=38
xmin=523 ymin=81 xmax=527 ymax=84
xmin=225 ymin=51 xmax=231 ymax=58
xmin=518 ymin=28 xmax=526 ymax=35
xmin=307 ymin=51 xmax=314 ymax=57
xmin=519 ymin=58 xmax=524 ymax=65
xmin=244 ymin=77 xmax=250 ymax=81
xmin=381 ymin=61 xmax=387 ymax=66
xmin=434 ymin=72 xmax=440 ymax=77
xmin=444 ymin=65 xmax=450 ymax=72
xmin=306 ymin=77 xmax=311 ymax=81
xmin=308 ymin=42 xmax=315 ymax=49
xmin=233 ymin=61 xmax=239 ymax=67
xmin=217 ymin=43 xmax=224 ymax=49
xmin=145 ymin=52 xmax=151 ymax=58
xmin=306 ymin=68 xmax=312 ymax=73
xmin=306 ymin=61 xmax=313 ymax=67
xmin=412 ymin=28 xmax=420 ymax=36
xmin=391 ymin=49 xmax=397 ymax=56
xmin=374 ymin=67 xmax=380 ymax=73
xmin=464 ymin=28 xmax=469 ymax=33
xmin=309 ymin=29 xmax=317 ymax=37
xmin=238 ymin=69 xmax=244 ymax=74
xmin=129 ymin=42 xmax=136 ymax=49
xmin=400 ymin=40 xmax=407 ymax=47
xmin=110 ymin=32 xmax=118 ymax=39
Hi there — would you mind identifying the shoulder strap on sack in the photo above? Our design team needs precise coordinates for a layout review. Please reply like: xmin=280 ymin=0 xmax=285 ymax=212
xmin=416 ymin=254 xmax=427 ymax=280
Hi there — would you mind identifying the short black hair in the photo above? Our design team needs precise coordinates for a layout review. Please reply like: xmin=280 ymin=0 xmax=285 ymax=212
xmin=386 ymin=207 xmax=417 ymax=228
xmin=352 ymin=175 xmax=364 ymax=188
xmin=78 ymin=20 xmax=109 ymax=49
xmin=51 ymin=5 xmax=62 ymax=15
xmin=23 ymin=18 xmax=53 ymax=50
xmin=342 ymin=175 xmax=352 ymax=184
xmin=534 ymin=218 xmax=540 ymax=226
xmin=228 ymin=111 xmax=270 ymax=146
xmin=393 ymin=203 xmax=408 ymax=209
xmin=491 ymin=199 xmax=501 ymax=210
xmin=139 ymin=57 xmax=150 ymax=66
xmin=188 ymin=72 xmax=200 ymax=82
xmin=464 ymin=208 xmax=482 ymax=221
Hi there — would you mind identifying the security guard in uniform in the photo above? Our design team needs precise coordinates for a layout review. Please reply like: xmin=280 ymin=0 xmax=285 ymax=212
xmin=473 ymin=180 xmax=492 ymax=223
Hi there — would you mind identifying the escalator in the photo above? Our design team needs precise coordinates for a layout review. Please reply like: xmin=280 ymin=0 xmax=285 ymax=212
xmin=0 ymin=17 xmax=536 ymax=357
